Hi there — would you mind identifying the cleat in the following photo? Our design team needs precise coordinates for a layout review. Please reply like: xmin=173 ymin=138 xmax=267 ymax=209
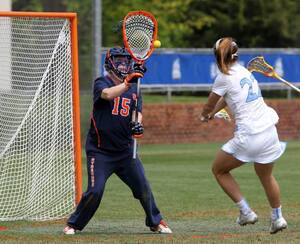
xmin=270 ymin=217 xmax=287 ymax=234
xmin=150 ymin=220 xmax=172 ymax=234
xmin=63 ymin=226 xmax=76 ymax=235
xmin=236 ymin=211 xmax=258 ymax=226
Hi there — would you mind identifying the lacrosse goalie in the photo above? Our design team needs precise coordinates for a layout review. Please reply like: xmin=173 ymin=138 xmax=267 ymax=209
xmin=63 ymin=47 xmax=172 ymax=235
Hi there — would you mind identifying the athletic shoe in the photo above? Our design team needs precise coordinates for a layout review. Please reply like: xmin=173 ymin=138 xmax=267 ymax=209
xmin=236 ymin=211 xmax=258 ymax=226
xmin=150 ymin=220 xmax=172 ymax=234
xmin=270 ymin=217 xmax=287 ymax=234
xmin=63 ymin=225 xmax=76 ymax=235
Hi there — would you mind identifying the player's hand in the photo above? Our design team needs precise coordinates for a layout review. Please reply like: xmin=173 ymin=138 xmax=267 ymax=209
xmin=199 ymin=114 xmax=211 ymax=122
xmin=199 ymin=111 xmax=212 ymax=122
xmin=123 ymin=63 xmax=147 ymax=85
xmin=124 ymin=72 xmax=143 ymax=84
xmin=133 ymin=63 xmax=147 ymax=76
xmin=129 ymin=121 xmax=144 ymax=138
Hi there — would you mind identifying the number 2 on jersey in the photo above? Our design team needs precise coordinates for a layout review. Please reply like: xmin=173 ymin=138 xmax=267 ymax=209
xmin=240 ymin=75 xmax=262 ymax=102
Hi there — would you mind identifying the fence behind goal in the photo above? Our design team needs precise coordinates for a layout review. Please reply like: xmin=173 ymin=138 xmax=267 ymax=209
xmin=100 ymin=48 xmax=300 ymax=99
xmin=0 ymin=12 xmax=81 ymax=221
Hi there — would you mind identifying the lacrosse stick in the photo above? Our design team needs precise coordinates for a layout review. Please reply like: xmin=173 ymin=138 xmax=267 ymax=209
xmin=247 ymin=56 xmax=300 ymax=93
xmin=122 ymin=11 xmax=158 ymax=159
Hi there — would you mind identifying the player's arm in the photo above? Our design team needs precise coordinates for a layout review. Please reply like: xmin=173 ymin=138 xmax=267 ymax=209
xmin=132 ymin=111 xmax=143 ymax=123
xmin=101 ymin=64 xmax=145 ymax=101
xmin=200 ymin=92 xmax=221 ymax=121
xmin=210 ymin=97 xmax=227 ymax=117
xmin=138 ymin=112 xmax=142 ymax=123
xmin=201 ymin=74 xmax=228 ymax=121
xmin=101 ymin=82 xmax=129 ymax=100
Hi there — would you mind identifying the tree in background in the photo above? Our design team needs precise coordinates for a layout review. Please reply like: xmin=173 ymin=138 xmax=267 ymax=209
xmin=186 ymin=0 xmax=300 ymax=48
xmin=102 ymin=0 xmax=300 ymax=48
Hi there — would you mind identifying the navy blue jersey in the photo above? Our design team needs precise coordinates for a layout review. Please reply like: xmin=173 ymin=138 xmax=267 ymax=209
xmin=87 ymin=76 xmax=142 ymax=152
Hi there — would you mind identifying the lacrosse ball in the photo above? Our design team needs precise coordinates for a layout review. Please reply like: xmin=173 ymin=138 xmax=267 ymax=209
xmin=154 ymin=40 xmax=161 ymax=48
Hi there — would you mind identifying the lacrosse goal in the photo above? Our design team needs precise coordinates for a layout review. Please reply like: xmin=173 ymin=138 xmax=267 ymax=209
xmin=0 ymin=12 xmax=82 ymax=220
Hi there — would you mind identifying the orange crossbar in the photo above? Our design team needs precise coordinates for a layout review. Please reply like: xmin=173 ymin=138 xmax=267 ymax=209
xmin=0 ymin=11 xmax=76 ymax=18
xmin=0 ymin=11 xmax=83 ymax=205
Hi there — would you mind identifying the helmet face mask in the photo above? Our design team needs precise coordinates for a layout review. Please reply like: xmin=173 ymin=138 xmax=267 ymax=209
xmin=111 ymin=56 xmax=132 ymax=76
xmin=105 ymin=47 xmax=133 ymax=79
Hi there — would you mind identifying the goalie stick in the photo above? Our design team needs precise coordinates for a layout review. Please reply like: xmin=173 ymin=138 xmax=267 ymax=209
xmin=122 ymin=11 xmax=158 ymax=159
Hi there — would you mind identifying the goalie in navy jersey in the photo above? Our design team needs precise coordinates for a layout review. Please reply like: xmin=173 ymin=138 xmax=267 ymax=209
xmin=63 ymin=47 xmax=172 ymax=235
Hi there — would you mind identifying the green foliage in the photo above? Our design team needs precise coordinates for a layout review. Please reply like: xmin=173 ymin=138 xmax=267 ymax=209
xmin=12 ymin=0 xmax=43 ymax=11
xmin=64 ymin=0 xmax=93 ymax=89
xmin=102 ymin=0 xmax=300 ymax=48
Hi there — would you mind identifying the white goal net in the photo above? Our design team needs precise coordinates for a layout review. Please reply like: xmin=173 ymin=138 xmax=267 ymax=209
xmin=0 ymin=14 xmax=80 ymax=221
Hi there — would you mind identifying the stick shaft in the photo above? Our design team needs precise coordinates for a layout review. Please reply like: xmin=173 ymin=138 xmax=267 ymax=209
xmin=275 ymin=74 xmax=300 ymax=93
xmin=133 ymin=138 xmax=137 ymax=159
xmin=132 ymin=77 xmax=141 ymax=159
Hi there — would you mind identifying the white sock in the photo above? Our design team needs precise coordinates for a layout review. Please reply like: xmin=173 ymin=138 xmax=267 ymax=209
xmin=271 ymin=206 xmax=282 ymax=220
xmin=236 ymin=198 xmax=252 ymax=215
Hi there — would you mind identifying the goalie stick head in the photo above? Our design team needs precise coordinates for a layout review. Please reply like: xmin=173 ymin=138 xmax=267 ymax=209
xmin=122 ymin=11 xmax=157 ymax=63
xmin=104 ymin=47 xmax=133 ymax=79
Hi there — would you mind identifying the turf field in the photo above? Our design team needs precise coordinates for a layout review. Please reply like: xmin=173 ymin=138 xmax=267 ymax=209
xmin=0 ymin=141 xmax=300 ymax=243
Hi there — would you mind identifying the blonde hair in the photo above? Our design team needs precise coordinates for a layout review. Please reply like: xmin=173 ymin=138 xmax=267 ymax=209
xmin=213 ymin=37 xmax=238 ymax=75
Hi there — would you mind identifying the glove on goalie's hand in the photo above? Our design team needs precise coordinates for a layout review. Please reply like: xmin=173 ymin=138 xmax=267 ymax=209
xmin=123 ymin=63 xmax=147 ymax=85
xmin=124 ymin=72 xmax=143 ymax=85
xmin=129 ymin=121 xmax=144 ymax=138
xmin=133 ymin=63 xmax=147 ymax=75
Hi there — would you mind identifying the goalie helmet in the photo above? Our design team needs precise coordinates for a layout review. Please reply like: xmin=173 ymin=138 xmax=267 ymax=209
xmin=104 ymin=47 xmax=133 ymax=79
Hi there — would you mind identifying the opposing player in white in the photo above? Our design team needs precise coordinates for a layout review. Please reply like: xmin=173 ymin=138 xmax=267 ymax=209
xmin=200 ymin=37 xmax=287 ymax=234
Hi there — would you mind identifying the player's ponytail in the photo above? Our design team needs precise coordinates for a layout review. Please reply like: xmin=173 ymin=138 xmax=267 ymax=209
xmin=213 ymin=37 xmax=238 ymax=75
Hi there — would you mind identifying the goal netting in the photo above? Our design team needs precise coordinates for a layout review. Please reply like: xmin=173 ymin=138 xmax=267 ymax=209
xmin=0 ymin=13 xmax=81 ymax=221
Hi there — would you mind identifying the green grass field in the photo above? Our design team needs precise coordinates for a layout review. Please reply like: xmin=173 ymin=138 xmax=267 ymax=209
xmin=0 ymin=141 xmax=300 ymax=243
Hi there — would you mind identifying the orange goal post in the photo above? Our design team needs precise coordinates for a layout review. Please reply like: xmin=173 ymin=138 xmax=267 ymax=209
xmin=0 ymin=11 xmax=82 ymax=221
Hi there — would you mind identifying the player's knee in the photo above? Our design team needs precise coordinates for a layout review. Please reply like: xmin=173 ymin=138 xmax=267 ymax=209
xmin=212 ymin=164 xmax=219 ymax=177
xmin=212 ymin=164 xmax=226 ymax=178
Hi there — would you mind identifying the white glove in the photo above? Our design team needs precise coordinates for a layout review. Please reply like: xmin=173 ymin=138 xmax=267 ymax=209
xmin=214 ymin=109 xmax=231 ymax=122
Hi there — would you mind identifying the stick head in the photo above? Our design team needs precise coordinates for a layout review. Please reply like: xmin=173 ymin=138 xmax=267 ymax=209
xmin=247 ymin=56 xmax=275 ymax=77
xmin=122 ymin=11 xmax=157 ymax=63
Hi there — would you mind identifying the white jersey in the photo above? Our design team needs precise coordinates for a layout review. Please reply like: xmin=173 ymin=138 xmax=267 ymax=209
xmin=212 ymin=62 xmax=278 ymax=134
